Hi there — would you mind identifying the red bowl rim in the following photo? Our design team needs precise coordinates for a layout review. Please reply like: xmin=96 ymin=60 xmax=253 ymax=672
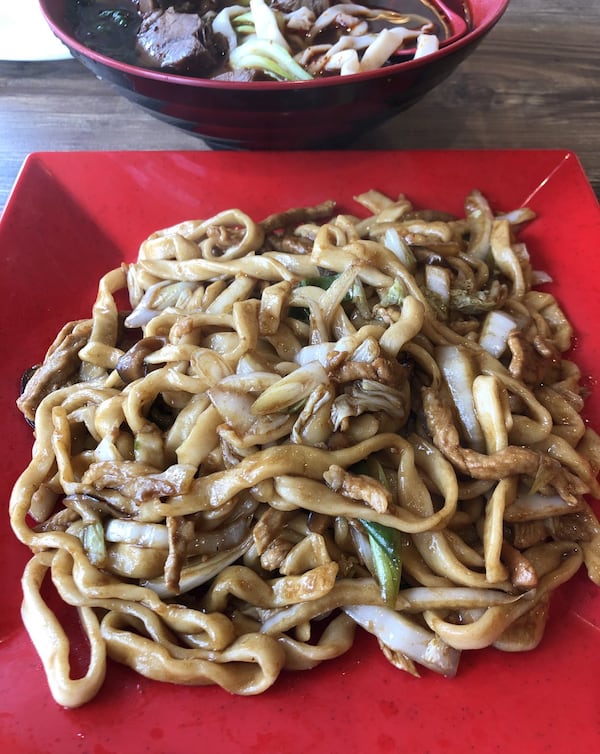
xmin=39 ymin=0 xmax=511 ymax=91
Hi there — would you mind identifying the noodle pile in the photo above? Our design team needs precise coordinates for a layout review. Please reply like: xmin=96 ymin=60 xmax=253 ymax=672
xmin=10 ymin=188 xmax=600 ymax=707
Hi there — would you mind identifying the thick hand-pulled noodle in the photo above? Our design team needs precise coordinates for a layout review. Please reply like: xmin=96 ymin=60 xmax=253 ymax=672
xmin=10 ymin=189 xmax=600 ymax=707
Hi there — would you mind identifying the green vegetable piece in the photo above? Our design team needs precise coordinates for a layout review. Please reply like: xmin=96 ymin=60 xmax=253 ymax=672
xmin=97 ymin=9 xmax=135 ymax=29
xmin=379 ymin=278 xmax=405 ymax=307
xmin=298 ymin=274 xmax=341 ymax=290
xmin=361 ymin=519 xmax=403 ymax=607
xmin=352 ymin=458 xmax=402 ymax=606
xmin=352 ymin=457 xmax=388 ymax=488
xmin=292 ymin=274 xmax=345 ymax=322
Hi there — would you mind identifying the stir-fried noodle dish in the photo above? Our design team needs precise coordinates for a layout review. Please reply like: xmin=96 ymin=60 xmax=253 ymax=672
xmin=10 ymin=188 xmax=600 ymax=707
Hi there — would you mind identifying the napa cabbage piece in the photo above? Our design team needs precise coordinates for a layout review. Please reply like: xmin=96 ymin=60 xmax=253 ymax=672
xmin=343 ymin=605 xmax=461 ymax=676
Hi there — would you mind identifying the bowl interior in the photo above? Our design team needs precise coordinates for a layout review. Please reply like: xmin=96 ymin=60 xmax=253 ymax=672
xmin=39 ymin=0 xmax=510 ymax=90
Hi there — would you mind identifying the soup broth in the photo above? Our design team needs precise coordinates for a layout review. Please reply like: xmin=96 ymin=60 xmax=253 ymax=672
xmin=66 ymin=0 xmax=470 ymax=80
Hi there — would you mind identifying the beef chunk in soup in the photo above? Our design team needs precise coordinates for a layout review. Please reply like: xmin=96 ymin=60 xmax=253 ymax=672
xmin=136 ymin=8 xmax=227 ymax=75
xmin=212 ymin=68 xmax=262 ymax=82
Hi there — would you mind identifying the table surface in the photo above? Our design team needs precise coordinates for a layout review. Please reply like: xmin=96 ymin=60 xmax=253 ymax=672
xmin=1 ymin=0 xmax=599 ymax=213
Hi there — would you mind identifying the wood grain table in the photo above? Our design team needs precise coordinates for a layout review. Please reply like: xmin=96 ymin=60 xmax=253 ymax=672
xmin=1 ymin=0 xmax=599 ymax=213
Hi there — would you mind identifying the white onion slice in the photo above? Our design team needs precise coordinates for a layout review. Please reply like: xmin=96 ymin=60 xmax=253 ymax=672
xmin=437 ymin=345 xmax=485 ymax=452
xmin=478 ymin=310 xmax=517 ymax=358
xmin=343 ymin=604 xmax=461 ymax=676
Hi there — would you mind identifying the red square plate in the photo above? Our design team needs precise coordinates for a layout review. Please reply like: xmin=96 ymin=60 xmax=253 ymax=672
xmin=1 ymin=150 xmax=599 ymax=754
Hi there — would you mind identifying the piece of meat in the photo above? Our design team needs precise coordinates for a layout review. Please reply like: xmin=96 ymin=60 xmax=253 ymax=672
xmin=264 ymin=233 xmax=314 ymax=255
xmin=260 ymin=533 xmax=297 ymax=571
xmin=328 ymin=356 xmax=409 ymax=388
xmin=136 ymin=8 xmax=226 ymax=76
xmin=17 ymin=319 xmax=93 ymax=424
xmin=81 ymin=461 xmax=195 ymax=502
xmin=116 ymin=336 xmax=166 ymax=383
xmin=323 ymin=464 xmax=391 ymax=513
xmin=164 ymin=515 xmax=195 ymax=593
xmin=501 ymin=541 xmax=538 ymax=589
xmin=253 ymin=507 xmax=296 ymax=554
xmin=510 ymin=520 xmax=548 ymax=548
xmin=260 ymin=200 xmax=336 ymax=233
xmin=213 ymin=68 xmax=261 ymax=83
xmin=507 ymin=330 xmax=560 ymax=386
xmin=421 ymin=385 xmax=588 ymax=505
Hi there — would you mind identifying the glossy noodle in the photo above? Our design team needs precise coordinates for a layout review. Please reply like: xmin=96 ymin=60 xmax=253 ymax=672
xmin=10 ymin=189 xmax=600 ymax=707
